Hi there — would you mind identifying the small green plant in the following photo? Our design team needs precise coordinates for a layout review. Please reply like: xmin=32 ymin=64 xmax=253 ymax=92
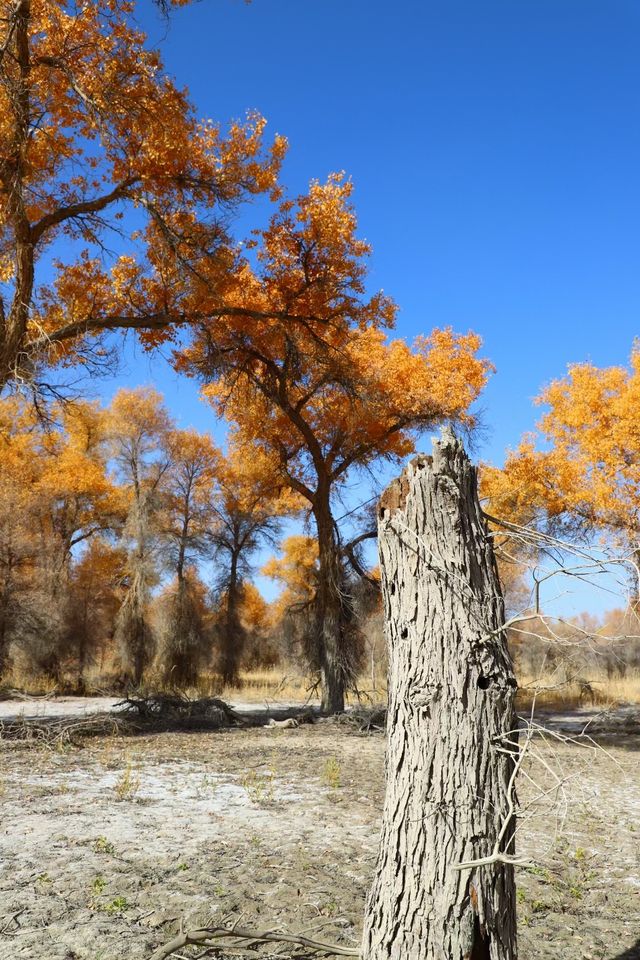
xmin=530 ymin=899 xmax=548 ymax=913
xmin=321 ymin=757 xmax=341 ymax=789
xmin=213 ymin=884 xmax=226 ymax=897
xmin=241 ymin=769 xmax=275 ymax=805
xmin=320 ymin=897 xmax=339 ymax=917
xmin=104 ymin=896 xmax=128 ymax=915
xmin=197 ymin=774 xmax=218 ymax=797
xmin=516 ymin=888 xmax=526 ymax=904
xmin=94 ymin=836 xmax=115 ymax=855
xmin=114 ymin=761 xmax=140 ymax=801
xmin=525 ymin=864 xmax=549 ymax=880
xmin=36 ymin=872 xmax=51 ymax=885
xmin=92 ymin=875 xmax=107 ymax=895
xmin=177 ymin=862 xmax=189 ymax=872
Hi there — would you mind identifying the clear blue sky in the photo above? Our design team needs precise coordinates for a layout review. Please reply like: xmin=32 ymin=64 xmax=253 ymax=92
xmin=95 ymin=0 xmax=640 ymax=611
xmin=106 ymin=0 xmax=640 ymax=464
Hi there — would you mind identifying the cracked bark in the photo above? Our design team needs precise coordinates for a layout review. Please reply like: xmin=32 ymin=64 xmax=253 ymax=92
xmin=361 ymin=432 xmax=518 ymax=960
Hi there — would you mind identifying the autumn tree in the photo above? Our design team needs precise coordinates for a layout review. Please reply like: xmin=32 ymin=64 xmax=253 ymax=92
xmin=482 ymin=343 xmax=640 ymax=597
xmin=154 ymin=570 xmax=212 ymax=687
xmin=0 ymin=0 xmax=285 ymax=392
xmin=34 ymin=400 xmax=121 ymax=568
xmin=109 ymin=387 xmax=171 ymax=684
xmin=263 ymin=535 xmax=319 ymax=615
xmin=0 ymin=395 xmax=121 ymax=679
xmin=157 ymin=428 xmax=219 ymax=685
xmin=234 ymin=581 xmax=279 ymax=672
xmin=33 ymin=400 xmax=122 ymax=677
xmin=210 ymin=445 xmax=295 ymax=687
xmin=263 ymin=535 xmax=320 ymax=672
xmin=0 ymin=397 xmax=40 ymax=674
xmin=182 ymin=175 xmax=491 ymax=712
xmin=67 ymin=539 xmax=125 ymax=689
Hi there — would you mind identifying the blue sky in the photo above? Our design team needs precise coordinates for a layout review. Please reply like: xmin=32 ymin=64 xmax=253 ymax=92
xmin=107 ymin=0 xmax=640 ymax=461
xmin=93 ymin=0 xmax=640 ymax=611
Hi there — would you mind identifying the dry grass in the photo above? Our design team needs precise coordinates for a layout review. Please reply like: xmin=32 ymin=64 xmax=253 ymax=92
xmin=515 ymin=668 xmax=640 ymax=708
xmin=211 ymin=670 xmax=389 ymax=706
xmin=3 ymin=664 xmax=639 ymax=710
xmin=219 ymin=666 xmax=640 ymax=711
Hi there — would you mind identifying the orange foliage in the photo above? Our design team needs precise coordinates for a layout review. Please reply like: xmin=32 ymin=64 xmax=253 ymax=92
xmin=238 ymin=581 xmax=270 ymax=634
xmin=262 ymin=535 xmax=319 ymax=619
xmin=181 ymin=175 xmax=490 ymax=710
xmin=0 ymin=0 xmax=285 ymax=385
xmin=162 ymin=428 xmax=220 ymax=574
xmin=0 ymin=396 xmax=122 ymax=562
xmin=483 ymin=343 xmax=640 ymax=551
xmin=182 ymin=177 xmax=491 ymax=506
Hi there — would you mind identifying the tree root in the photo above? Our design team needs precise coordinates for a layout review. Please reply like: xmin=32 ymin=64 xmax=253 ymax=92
xmin=148 ymin=923 xmax=361 ymax=959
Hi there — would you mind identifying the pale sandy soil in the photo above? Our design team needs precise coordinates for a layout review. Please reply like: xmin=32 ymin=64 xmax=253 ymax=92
xmin=0 ymin=696 xmax=316 ymax=721
xmin=0 ymin=710 xmax=638 ymax=960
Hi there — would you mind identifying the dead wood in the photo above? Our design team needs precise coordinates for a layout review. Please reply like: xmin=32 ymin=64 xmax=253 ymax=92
xmin=114 ymin=693 xmax=244 ymax=727
xmin=0 ymin=697 xmax=323 ymax=746
xmin=148 ymin=923 xmax=360 ymax=960
xmin=322 ymin=708 xmax=386 ymax=733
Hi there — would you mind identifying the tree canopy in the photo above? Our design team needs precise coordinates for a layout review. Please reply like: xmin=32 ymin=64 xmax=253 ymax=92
xmin=0 ymin=0 xmax=285 ymax=389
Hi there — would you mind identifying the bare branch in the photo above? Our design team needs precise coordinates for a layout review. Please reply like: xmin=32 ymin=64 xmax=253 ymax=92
xmin=148 ymin=923 xmax=361 ymax=960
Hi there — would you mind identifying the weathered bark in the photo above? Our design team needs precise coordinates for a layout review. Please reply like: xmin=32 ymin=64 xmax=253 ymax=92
xmin=362 ymin=433 xmax=518 ymax=960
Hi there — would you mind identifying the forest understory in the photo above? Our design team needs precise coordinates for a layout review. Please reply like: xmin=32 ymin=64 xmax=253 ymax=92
xmin=1 ymin=711 xmax=638 ymax=960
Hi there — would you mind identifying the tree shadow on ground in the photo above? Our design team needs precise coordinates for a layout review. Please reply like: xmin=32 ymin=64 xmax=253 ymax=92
xmin=609 ymin=940 xmax=640 ymax=960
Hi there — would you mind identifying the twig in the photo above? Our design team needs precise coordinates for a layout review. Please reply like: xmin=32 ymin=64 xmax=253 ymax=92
xmin=148 ymin=923 xmax=360 ymax=960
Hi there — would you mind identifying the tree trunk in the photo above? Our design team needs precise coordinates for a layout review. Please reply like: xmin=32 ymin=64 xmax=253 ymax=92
xmin=362 ymin=433 xmax=518 ymax=960
xmin=220 ymin=552 xmax=243 ymax=687
xmin=630 ymin=547 xmax=640 ymax=606
xmin=314 ymin=494 xmax=346 ymax=714
xmin=77 ymin=598 xmax=88 ymax=692
xmin=0 ymin=608 xmax=9 ymax=677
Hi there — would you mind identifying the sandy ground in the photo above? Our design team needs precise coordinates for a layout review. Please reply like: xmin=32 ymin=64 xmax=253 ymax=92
xmin=0 ymin=696 xmax=316 ymax=721
xmin=0 ymin=710 xmax=639 ymax=960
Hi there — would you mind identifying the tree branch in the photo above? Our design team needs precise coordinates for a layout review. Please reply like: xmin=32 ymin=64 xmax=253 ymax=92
xmin=26 ymin=307 xmax=333 ymax=354
xmin=30 ymin=178 xmax=138 ymax=243
xmin=148 ymin=923 xmax=360 ymax=960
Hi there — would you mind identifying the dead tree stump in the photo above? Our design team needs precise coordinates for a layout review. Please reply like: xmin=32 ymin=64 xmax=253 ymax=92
xmin=361 ymin=432 xmax=518 ymax=960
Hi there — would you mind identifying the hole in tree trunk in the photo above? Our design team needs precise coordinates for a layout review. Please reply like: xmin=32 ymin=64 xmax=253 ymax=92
xmin=477 ymin=675 xmax=492 ymax=690
xmin=470 ymin=921 xmax=491 ymax=960
xmin=400 ymin=627 xmax=408 ymax=639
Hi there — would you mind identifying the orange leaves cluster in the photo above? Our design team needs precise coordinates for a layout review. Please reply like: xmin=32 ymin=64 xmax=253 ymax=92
xmin=1 ymin=0 xmax=286 ymax=384
xmin=0 ymin=395 xmax=123 ymax=570
xmin=200 ymin=322 xmax=489 ymax=499
xmin=254 ymin=174 xmax=382 ymax=318
xmin=181 ymin=172 xmax=491 ymax=510
xmin=263 ymin=535 xmax=319 ymax=596
xmin=482 ymin=343 xmax=640 ymax=548
xmin=262 ymin=535 xmax=319 ymax=619
xmin=1 ymin=2 xmax=282 ymax=221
